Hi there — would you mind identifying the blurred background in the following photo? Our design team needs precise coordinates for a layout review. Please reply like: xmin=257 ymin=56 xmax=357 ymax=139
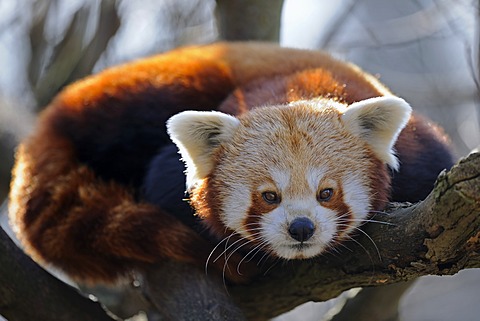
xmin=0 ymin=0 xmax=478 ymax=320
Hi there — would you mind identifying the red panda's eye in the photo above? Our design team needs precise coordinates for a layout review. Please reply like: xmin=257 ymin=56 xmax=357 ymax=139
xmin=317 ymin=188 xmax=333 ymax=202
xmin=262 ymin=191 xmax=280 ymax=204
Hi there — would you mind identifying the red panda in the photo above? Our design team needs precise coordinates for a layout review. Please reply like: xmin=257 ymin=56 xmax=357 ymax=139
xmin=8 ymin=42 xmax=454 ymax=285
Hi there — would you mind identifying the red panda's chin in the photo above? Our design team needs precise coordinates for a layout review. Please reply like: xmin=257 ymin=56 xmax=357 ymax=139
xmin=272 ymin=242 xmax=327 ymax=260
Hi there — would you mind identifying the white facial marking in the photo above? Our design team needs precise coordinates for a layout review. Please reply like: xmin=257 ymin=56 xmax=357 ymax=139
xmin=306 ymin=167 xmax=326 ymax=191
xmin=342 ymin=174 xmax=370 ymax=222
xmin=269 ymin=168 xmax=290 ymax=191
xmin=222 ymin=183 xmax=252 ymax=235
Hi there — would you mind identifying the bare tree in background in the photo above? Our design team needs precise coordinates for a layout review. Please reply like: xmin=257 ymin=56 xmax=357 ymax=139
xmin=0 ymin=1 xmax=479 ymax=321
xmin=216 ymin=0 xmax=284 ymax=41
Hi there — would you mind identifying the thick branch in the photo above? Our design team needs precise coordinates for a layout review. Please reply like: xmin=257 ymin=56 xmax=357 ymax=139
xmin=229 ymin=152 xmax=480 ymax=320
xmin=0 ymin=226 xmax=116 ymax=321
xmin=143 ymin=262 xmax=246 ymax=321
xmin=1 ymin=153 xmax=478 ymax=321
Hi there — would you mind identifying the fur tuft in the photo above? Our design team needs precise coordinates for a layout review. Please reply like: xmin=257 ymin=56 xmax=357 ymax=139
xmin=341 ymin=96 xmax=412 ymax=170
xmin=167 ymin=110 xmax=240 ymax=189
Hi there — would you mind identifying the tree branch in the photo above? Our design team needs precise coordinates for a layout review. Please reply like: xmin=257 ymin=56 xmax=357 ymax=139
xmin=0 ymin=225 xmax=116 ymax=321
xmin=329 ymin=281 xmax=414 ymax=321
xmin=1 ymin=153 xmax=478 ymax=321
xmin=143 ymin=262 xmax=246 ymax=321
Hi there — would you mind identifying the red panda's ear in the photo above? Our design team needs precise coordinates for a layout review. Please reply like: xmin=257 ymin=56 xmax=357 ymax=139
xmin=167 ymin=111 xmax=240 ymax=189
xmin=341 ymin=96 xmax=412 ymax=170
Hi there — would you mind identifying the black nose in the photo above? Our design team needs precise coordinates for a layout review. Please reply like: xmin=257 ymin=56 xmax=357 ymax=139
xmin=288 ymin=217 xmax=315 ymax=242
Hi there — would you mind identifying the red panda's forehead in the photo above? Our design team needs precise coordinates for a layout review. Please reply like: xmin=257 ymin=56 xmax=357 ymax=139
xmin=229 ymin=105 xmax=361 ymax=164
xmin=217 ymin=104 xmax=376 ymax=188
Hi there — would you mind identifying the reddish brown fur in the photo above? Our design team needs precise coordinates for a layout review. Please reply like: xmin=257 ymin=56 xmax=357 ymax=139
xmin=9 ymin=42 xmax=453 ymax=284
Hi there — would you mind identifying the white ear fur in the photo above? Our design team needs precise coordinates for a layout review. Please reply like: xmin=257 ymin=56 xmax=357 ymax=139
xmin=167 ymin=110 xmax=240 ymax=189
xmin=341 ymin=96 xmax=412 ymax=170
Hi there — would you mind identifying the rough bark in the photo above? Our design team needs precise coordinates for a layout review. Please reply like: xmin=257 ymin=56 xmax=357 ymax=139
xmin=215 ymin=0 xmax=284 ymax=42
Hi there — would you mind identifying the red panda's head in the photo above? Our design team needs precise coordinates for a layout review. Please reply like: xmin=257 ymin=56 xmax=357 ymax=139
xmin=167 ymin=96 xmax=411 ymax=259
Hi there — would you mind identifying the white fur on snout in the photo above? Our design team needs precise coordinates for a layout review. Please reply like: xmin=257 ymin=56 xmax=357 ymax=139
xmin=259 ymin=202 xmax=338 ymax=259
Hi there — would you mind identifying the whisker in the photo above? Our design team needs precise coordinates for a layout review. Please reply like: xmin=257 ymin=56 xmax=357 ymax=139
xmin=207 ymin=222 xmax=268 ymax=279
xmin=262 ymin=257 xmax=280 ymax=276
xmin=242 ymin=239 xmax=269 ymax=264
xmin=332 ymin=239 xmax=354 ymax=253
xmin=223 ymin=237 xmax=261 ymax=279
xmin=324 ymin=246 xmax=343 ymax=258
xmin=329 ymin=234 xmax=376 ymax=279
xmin=337 ymin=223 xmax=381 ymax=261
xmin=214 ymin=232 xmax=263 ymax=263
xmin=343 ymin=234 xmax=377 ymax=281
xmin=236 ymin=239 xmax=269 ymax=274
xmin=368 ymin=210 xmax=391 ymax=215
xmin=256 ymin=247 xmax=273 ymax=266
xmin=221 ymin=237 xmax=252 ymax=288
xmin=205 ymin=231 xmax=240 ymax=276
xmin=340 ymin=218 xmax=396 ymax=227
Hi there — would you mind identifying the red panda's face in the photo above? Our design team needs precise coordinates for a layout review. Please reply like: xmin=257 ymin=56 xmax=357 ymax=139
xmin=210 ymin=103 xmax=381 ymax=259
xmin=167 ymin=97 xmax=411 ymax=260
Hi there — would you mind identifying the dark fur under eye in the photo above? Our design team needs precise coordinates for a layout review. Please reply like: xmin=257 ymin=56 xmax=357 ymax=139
xmin=317 ymin=188 xmax=333 ymax=202
xmin=262 ymin=191 xmax=280 ymax=204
